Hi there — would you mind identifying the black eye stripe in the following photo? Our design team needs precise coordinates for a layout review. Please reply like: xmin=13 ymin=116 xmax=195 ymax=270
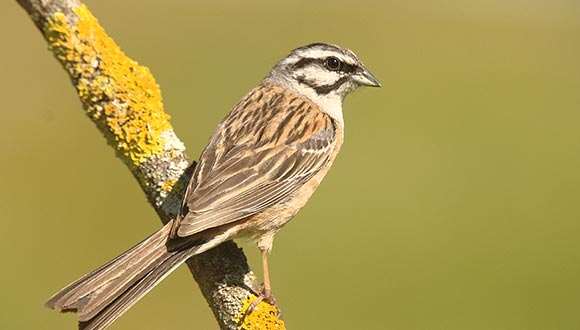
xmin=293 ymin=57 xmax=358 ymax=74
xmin=340 ymin=62 xmax=357 ymax=74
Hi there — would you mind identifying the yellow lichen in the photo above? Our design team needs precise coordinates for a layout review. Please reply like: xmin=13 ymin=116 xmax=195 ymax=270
xmin=234 ymin=295 xmax=286 ymax=330
xmin=161 ymin=180 xmax=175 ymax=192
xmin=43 ymin=5 xmax=172 ymax=167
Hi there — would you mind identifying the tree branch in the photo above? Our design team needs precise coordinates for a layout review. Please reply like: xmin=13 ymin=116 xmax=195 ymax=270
xmin=17 ymin=1 xmax=284 ymax=328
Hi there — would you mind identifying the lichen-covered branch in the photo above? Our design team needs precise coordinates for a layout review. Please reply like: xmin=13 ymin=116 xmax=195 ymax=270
xmin=17 ymin=0 xmax=284 ymax=329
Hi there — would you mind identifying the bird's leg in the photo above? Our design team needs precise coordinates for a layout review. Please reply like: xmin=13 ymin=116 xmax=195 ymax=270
xmin=261 ymin=248 xmax=275 ymax=304
xmin=245 ymin=248 xmax=281 ymax=317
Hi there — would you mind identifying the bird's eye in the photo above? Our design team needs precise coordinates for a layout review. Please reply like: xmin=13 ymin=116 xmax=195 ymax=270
xmin=324 ymin=57 xmax=342 ymax=71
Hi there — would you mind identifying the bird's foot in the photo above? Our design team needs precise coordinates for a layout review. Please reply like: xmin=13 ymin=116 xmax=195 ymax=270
xmin=245 ymin=285 xmax=282 ymax=317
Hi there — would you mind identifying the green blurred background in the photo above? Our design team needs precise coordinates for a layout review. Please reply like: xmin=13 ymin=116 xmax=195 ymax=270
xmin=2 ymin=1 xmax=580 ymax=329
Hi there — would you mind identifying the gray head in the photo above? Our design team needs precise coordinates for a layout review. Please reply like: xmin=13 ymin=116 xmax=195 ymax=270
xmin=265 ymin=43 xmax=380 ymax=122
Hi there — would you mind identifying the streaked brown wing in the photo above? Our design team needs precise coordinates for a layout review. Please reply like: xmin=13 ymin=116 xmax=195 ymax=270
xmin=172 ymin=83 xmax=337 ymax=238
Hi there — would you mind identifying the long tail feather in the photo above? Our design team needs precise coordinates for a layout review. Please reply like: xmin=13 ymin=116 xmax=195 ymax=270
xmin=45 ymin=221 xmax=236 ymax=330
xmin=78 ymin=246 xmax=198 ymax=330
xmin=45 ymin=222 xmax=174 ymax=322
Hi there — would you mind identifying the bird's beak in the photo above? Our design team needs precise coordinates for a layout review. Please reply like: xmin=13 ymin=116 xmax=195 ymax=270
xmin=352 ymin=67 xmax=381 ymax=87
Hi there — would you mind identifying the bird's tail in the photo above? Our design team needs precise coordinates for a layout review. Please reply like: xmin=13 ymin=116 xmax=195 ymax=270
xmin=45 ymin=221 xmax=210 ymax=330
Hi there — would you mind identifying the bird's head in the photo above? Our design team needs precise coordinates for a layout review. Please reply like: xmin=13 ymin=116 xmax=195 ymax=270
xmin=266 ymin=43 xmax=380 ymax=122
xmin=269 ymin=43 xmax=380 ymax=98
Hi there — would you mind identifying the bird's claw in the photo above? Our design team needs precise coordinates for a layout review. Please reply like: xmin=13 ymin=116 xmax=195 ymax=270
xmin=244 ymin=284 xmax=282 ymax=318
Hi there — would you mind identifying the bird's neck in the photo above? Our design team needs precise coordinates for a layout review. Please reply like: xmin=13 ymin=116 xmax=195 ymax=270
xmin=262 ymin=77 xmax=345 ymax=128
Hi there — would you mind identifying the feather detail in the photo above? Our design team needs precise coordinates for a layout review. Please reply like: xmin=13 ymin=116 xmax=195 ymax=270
xmin=172 ymin=82 xmax=338 ymax=237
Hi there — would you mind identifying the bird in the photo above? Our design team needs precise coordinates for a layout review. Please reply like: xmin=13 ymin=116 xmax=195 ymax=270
xmin=45 ymin=42 xmax=381 ymax=330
